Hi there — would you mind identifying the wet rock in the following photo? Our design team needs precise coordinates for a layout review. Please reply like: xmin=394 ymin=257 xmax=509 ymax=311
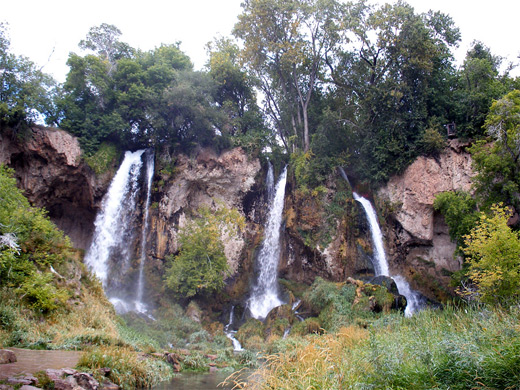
xmin=100 ymin=380 xmax=119 ymax=389
xmin=20 ymin=386 xmax=42 ymax=390
xmin=186 ymin=301 xmax=202 ymax=323
xmin=98 ymin=367 xmax=111 ymax=377
xmin=73 ymin=372 xmax=99 ymax=390
xmin=0 ymin=349 xmax=17 ymax=364
xmin=370 ymin=275 xmax=400 ymax=296
xmin=0 ymin=385 xmax=14 ymax=390
xmin=7 ymin=378 xmax=33 ymax=386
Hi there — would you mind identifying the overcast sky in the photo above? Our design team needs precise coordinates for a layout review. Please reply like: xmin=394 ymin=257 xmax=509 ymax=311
xmin=2 ymin=0 xmax=519 ymax=82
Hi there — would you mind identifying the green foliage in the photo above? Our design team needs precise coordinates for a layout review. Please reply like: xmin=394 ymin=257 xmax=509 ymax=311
xmin=303 ymin=277 xmax=391 ymax=331
xmin=462 ymin=204 xmax=520 ymax=305
xmin=433 ymin=191 xmax=479 ymax=245
xmin=165 ymin=205 xmax=244 ymax=298
xmin=83 ymin=142 xmax=120 ymax=175
xmin=18 ymin=272 xmax=69 ymax=313
xmin=236 ymin=318 xmax=265 ymax=350
xmin=0 ymin=23 xmax=56 ymax=132
xmin=453 ymin=41 xmax=510 ymax=138
xmin=467 ymin=90 xmax=520 ymax=212
xmin=419 ymin=126 xmax=446 ymax=156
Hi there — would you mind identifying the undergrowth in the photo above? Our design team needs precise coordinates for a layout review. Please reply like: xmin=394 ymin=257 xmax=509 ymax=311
xmin=236 ymin=305 xmax=520 ymax=389
xmin=77 ymin=346 xmax=173 ymax=389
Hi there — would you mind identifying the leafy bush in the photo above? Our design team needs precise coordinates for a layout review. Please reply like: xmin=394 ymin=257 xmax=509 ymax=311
xmin=433 ymin=191 xmax=479 ymax=246
xmin=165 ymin=205 xmax=244 ymax=298
xmin=83 ymin=142 xmax=120 ymax=175
xmin=462 ymin=204 xmax=520 ymax=304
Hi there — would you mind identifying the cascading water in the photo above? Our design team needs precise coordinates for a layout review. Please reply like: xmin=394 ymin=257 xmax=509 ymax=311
xmin=266 ymin=162 xmax=275 ymax=201
xmin=85 ymin=150 xmax=145 ymax=287
xmin=135 ymin=150 xmax=154 ymax=313
xmin=224 ymin=306 xmax=243 ymax=351
xmin=353 ymin=192 xmax=422 ymax=317
xmin=248 ymin=166 xmax=288 ymax=320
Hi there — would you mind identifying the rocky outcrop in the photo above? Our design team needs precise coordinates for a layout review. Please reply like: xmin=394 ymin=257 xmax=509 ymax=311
xmin=281 ymin=179 xmax=375 ymax=284
xmin=378 ymin=140 xmax=475 ymax=301
xmin=0 ymin=127 xmax=112 ymax=249
xmin=148 ymin=147 xmax=262 ymax=284
xmin=0 ymin=350 xmax=17 ymax=364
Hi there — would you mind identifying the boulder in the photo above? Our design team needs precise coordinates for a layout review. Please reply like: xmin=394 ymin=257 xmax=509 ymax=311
xmin=0 ymin=350 xmax=17 ymax=364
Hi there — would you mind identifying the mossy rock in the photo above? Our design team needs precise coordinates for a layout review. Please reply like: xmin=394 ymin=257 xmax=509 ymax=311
xmin=291 ymin=317 xmax=323 ymax=336
xmin=236 ymin=318 xmax=265 ymax=347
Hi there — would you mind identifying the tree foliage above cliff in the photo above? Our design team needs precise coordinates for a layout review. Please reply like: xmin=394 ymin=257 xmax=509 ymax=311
xmin=3 ymin=2 xmax=520 ymax=186
xmin=53 ymin=24 xmax=269 ymax=155
xmin=0 ymin=23 xmax=56 ymax=133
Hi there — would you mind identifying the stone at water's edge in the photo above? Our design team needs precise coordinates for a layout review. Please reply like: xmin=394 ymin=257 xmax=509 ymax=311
xmin=0 ymin=350 xmax=16 ymax=364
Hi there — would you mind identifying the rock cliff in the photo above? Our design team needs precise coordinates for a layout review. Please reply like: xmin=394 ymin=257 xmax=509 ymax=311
xmin=1 ymin=126 xmax=477 ymax=306
xmin=0 ymin=127 xmax=112 ymax=249
xmin=149 ymin=147 xmax=262 ymax=278
xmin=378 ymin=140 xmax=475 ymax=301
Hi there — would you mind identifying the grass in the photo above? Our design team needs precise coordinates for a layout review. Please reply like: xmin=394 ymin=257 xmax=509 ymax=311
xmin=77 ymin=346 xmax=173 ymax=389
xmin=237 ymin=305 xmax=520 ymax=389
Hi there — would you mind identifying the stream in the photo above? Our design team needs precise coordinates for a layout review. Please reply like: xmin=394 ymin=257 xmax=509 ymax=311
xmin=0 ymin=348 xmax=82 ymax=378
xmin=154 ymin=370 xmax=250 ymax=390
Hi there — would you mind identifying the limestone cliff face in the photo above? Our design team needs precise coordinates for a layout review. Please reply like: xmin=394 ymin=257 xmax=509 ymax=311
xmin=0 ymin=127 xmax=112 ymax=249
xmin=148 ymin=147 xmax=262 ymax=281
xmin=281 ymin=178 xmax=375 ymax=285
xmin=377 ymin=140 xmax=475 ymax=301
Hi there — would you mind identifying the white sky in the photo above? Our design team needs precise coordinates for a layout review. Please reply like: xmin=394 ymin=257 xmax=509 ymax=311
xmin=2 ymin=0 xmax=519 ymax=82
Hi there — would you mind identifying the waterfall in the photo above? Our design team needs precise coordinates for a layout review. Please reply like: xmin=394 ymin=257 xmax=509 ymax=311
xmin=248 ymin=166 xmax=288 ymax=320
xmin=85 ymin=150 xmax=145 ymax=287
xmin=224 ymin=306 xmax=243 ymax=351
xmin=266 ymin=162 xmax=275 ymax=201
xmin=353 ymin=192 xmax=422 ymax=317
xmin=135 ymin=149 xmax=154 ymax=313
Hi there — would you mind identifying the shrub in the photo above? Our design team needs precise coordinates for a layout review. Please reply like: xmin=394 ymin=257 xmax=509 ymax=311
xmin=165 ymin=205 xmax=244 ymax=298
xmin=462 ymin=204 xmax=520 ymax=304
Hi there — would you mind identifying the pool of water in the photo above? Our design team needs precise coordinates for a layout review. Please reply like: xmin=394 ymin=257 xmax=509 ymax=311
xmin=154 ymin=370 xmax=250 ymax=390
xmin=0 ymin=348 xmax=82 ymax=379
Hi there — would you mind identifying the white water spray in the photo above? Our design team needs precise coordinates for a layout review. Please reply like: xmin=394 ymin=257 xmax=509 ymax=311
xmin=353 ymin=192 xmax=422 ymax=316
xmin=135 ymin=150 xmax=154 ymax=313
xmin=248 ymin=166 xmax=288 ymax=320
xmin=85 ymin=150 xmax=145 ymax=286
xmin=224 ymin=306 xmax=243 ymax=351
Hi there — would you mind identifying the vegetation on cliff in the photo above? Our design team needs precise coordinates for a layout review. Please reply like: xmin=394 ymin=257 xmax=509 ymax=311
xmin=2 ymin=0 xmax=520 ymax=388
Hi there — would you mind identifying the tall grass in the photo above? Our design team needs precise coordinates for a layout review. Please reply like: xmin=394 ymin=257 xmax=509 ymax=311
xmin=240 ymin=306 xmax=520 ymax=389
xmin=77 ymin=346 xmax=173 ymax=389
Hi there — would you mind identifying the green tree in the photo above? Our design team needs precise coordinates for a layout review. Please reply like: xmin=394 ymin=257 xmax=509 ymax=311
xmin=165 ymin=206 xmax=245 ymax=298
xmin=330 ymin=2 xmax=460 ymax=183
xmin=433 ymin=191 xmax=479 ymax=246
xmin=233 ymin=0 xmax=344 ymax=152
xmin=462 ymin=204 xmax=520 ymax=305
xmin=470 ymin=90 xmax=520 ymax=211
xmin=0 ymin=23 xmax=56 ymax=132
xmin=0 ymin=165 xmax=73 ymax=312
xmin=206 ymin=37 xmax=270 ymax=153
xmin=454 ymin=41 xmax=508 ymax=138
